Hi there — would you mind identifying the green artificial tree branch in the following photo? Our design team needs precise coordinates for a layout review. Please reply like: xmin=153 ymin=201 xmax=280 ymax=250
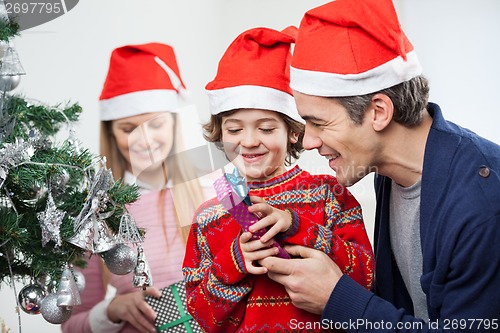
xmin=0 ymin=22 xmax=141 ymax=285
xmin=0 ymin=18 xmax=19 ymax=41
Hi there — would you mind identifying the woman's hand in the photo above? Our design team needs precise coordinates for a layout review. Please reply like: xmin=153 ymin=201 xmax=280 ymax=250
xmin=107 ymin=287 xmax=161 ymax=333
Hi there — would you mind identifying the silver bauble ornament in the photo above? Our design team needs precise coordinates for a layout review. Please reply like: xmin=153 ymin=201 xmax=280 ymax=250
xmin=72 ymin=269 xmax=86 ymax=292
xmin=102 ymin=244 xmax=137 ymax=275
xmin=18 ymin=283 xmax=47 ymax=314
xmin=24 ymin=181 xmax=48 ymax=202
xmin=0 ymin=74 xmax=20 ymax=91
xmin=40 ymin=293 xmax=72 ymax=324
xmin=51 ymin=169 xmax=70 ymax=196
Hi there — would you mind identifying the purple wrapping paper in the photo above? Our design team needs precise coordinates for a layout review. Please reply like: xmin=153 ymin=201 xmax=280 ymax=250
xmin=214 ymin=174 xmax=290 ymax=259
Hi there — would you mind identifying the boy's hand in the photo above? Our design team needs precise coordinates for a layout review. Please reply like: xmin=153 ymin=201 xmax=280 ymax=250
xmin=247 ymin=196 xmax=293 ymax=243
xmin=239 ymin=232 xmax=279 ymax=275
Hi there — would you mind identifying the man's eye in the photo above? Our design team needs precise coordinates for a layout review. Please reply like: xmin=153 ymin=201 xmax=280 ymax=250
xmin=311 ymin=122 xmax=323 ymax=128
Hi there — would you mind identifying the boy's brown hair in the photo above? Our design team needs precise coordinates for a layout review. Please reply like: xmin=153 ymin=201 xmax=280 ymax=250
xmin=202 ymin=109 xmax=304 ymax=166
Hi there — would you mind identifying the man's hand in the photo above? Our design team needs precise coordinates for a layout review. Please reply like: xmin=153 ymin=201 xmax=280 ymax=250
xmin=259 ymin=245 xmax=343 ymax=314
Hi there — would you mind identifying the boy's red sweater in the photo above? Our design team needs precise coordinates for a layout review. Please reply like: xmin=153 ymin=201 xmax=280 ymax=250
xmin=183 ymin=166 xmax=374 ymax=332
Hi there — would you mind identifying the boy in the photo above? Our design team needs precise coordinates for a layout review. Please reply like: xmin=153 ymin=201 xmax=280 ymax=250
xmin=182 ymin=26 xmax=374 ymax=333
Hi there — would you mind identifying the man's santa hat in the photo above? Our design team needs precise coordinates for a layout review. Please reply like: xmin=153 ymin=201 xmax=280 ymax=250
xmin=206 ymin=26 xmax=304 ymax=124
xmin=290 ymin=0 xmax=422 ymax=97
xmin=99 ymin=43 xmax=187 ymax=120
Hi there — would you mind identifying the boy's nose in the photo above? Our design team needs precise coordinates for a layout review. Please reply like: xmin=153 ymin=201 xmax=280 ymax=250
xmin=240 ymin=132 xmax=259 ymax=147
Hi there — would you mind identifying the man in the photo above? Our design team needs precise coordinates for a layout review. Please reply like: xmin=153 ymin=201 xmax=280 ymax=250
xmin=259 ymin=0 xmax=500 ymax=332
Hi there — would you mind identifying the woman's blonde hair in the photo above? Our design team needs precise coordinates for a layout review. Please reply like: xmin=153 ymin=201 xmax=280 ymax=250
xmin=100 ymin=113 xmax=205 ymax=242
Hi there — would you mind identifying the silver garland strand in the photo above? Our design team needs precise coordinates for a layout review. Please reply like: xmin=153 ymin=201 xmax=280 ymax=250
xmin=37 ymin=192 xmax=65 ymax=247
xmin=27 ymin=127 xmax=50 ymax=152
xmin=0 ymin=138 xmax=34 ymax=189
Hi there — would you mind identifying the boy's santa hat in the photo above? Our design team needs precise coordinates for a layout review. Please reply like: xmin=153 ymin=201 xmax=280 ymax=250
xmin=99 ymin=43 xmax=188 ymax=120
xmin=291 ymin=0 xmax=422 ymax=97
xmin=206 ymin=26 xmax=304 ymax=124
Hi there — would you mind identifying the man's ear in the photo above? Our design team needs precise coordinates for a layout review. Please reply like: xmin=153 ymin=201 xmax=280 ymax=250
xmin=369 ymin=93 xmax=394 ymax=132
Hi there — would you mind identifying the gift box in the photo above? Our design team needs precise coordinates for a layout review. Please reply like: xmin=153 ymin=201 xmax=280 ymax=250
xmin=214 ymin=169 xmax=290 ymax=259
xmin=145 ymin=281 xmax=203 ymax=333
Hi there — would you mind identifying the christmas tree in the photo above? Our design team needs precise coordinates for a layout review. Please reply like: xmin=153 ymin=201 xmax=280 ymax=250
xmin=0 ymin=2 xmax=144 ymax=327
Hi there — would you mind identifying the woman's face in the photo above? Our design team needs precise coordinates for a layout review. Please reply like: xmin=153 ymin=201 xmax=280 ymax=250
xmin=111 ymin=112 xmax=175 ymax=178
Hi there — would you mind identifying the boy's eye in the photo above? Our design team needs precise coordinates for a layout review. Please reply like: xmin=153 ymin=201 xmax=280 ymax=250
xmin=149 ymin=123 xmax=163 ymax=129
xmin=148 ymin=120 xmax=165 ymax=129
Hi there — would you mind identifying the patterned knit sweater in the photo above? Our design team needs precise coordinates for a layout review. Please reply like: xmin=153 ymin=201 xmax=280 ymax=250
xmin=183 ymin=166 xmax=374 ymax=333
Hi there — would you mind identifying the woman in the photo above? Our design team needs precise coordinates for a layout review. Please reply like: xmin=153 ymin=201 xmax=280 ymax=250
xmin=62 ymin=42 xmax=206 ymax=333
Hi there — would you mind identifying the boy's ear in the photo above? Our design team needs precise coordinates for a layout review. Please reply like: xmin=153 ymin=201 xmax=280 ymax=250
xmin=369 ymin=93 xmax=394 ymax=132
xmin=289 ymin=131 xmax=299 ymax=144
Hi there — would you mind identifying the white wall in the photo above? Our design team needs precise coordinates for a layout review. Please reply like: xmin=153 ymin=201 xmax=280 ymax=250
xmin=1 ymin=1 xmax=499 ymax=332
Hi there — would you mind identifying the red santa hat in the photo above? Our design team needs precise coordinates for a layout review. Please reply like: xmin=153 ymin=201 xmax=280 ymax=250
xmin=291 ymin=0 xmax=422 ymax=97
xmin=99 ymin=43 xmax=187 ymax=120
xmin=205 ymin=26 xmax=304 ymax=124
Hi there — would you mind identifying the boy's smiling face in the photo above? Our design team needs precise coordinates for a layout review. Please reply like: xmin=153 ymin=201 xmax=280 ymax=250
xmin=221 ymin=108 xmax=297 ymax=182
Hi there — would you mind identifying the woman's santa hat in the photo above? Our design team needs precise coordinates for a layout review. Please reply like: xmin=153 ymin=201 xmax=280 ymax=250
xmin=291 ymin=0 xmax=422 ymax=97
xmin=99 ymin=42 xmax=187 ymax=120
xmin=206 ymin=26 xmax=304 ymax=124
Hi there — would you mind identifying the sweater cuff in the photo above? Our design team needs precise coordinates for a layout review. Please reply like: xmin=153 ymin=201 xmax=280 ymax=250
xmin=89 ymin=298 xmax=125 ymax=333
xmin=276 ymin=208 xmax=299 ymax=240
xmin=321 ymin=275 xmax=374 ymax=325
xmin=212 ymin=237 xmax=248 ymax=284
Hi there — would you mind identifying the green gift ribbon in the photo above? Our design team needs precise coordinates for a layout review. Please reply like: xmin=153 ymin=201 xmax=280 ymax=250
xmin=157 ymin=284 xmax=194 ymax=333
